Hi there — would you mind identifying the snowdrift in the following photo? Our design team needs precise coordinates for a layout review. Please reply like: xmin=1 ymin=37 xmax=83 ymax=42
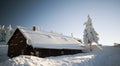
xmin=1 ymin=46 xmax=120 ymax=66
xmin=3 ymin=54 xmax=94 ymax=66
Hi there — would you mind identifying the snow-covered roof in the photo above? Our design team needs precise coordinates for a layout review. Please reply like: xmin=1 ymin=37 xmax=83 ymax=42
xmin=17 ymin=26 xmax=84 ymax=50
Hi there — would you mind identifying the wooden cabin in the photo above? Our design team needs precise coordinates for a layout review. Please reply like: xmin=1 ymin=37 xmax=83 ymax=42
xmin=7 ymin=26 xmax=84 ymax=58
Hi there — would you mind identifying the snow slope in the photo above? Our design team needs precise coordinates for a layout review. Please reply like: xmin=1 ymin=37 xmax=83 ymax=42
xmin=1 ymin=46 xmax=120 ymax=66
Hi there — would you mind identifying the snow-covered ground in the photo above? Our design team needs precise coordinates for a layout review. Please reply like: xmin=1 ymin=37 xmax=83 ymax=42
xmin=0 ymin=45 xmax=9 ymax=63
xmin=0 ymin=45 xmax=120 ymax=66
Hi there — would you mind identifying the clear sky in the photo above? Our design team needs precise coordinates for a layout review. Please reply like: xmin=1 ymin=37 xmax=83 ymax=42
xmin=0 ymin=0 xmax=120 ymax=45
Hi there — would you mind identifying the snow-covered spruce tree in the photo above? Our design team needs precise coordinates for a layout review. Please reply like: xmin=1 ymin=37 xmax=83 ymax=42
xmin=6 ymin=25 xmax=14 ymax=43
xmin=0 ymin=25 xmax=6 ymax=42
xmin=83 ymin=15 xmax=99 ymax=51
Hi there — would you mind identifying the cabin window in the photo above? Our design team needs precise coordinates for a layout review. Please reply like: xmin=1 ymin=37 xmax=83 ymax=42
xmin=30 ymin=52 xmax=34 ymax=55
xmin=21 ymin=50 xmax=24 ymax=55
xmin=35 ymin=51 xmax=39 ymax=56
xmin=39 ymin=52 xmax=42 ymax=56
xmin=61 ymin=51 xmax=64 ymax=54
xmin=20 ymin=40 xmax=23 ymax=43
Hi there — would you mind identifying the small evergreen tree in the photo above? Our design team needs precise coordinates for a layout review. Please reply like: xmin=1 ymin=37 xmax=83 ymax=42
xmin=0 ymin=25 xmax=6 ymax=42
xmin=6 ymin=25 xmax=13 ymax=43
xmin=83 ymin=15 xmax=99 ymax=51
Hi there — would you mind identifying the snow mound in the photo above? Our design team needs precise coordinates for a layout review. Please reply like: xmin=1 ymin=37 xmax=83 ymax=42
xmin=3 ymin=54 xmax=94 ymax=66
xmin=1 ymin=46 xmax=120 ymax=66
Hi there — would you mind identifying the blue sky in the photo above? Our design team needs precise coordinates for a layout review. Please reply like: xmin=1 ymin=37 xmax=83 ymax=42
xmin=0 ymin=0 xmax=120 ymax=45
